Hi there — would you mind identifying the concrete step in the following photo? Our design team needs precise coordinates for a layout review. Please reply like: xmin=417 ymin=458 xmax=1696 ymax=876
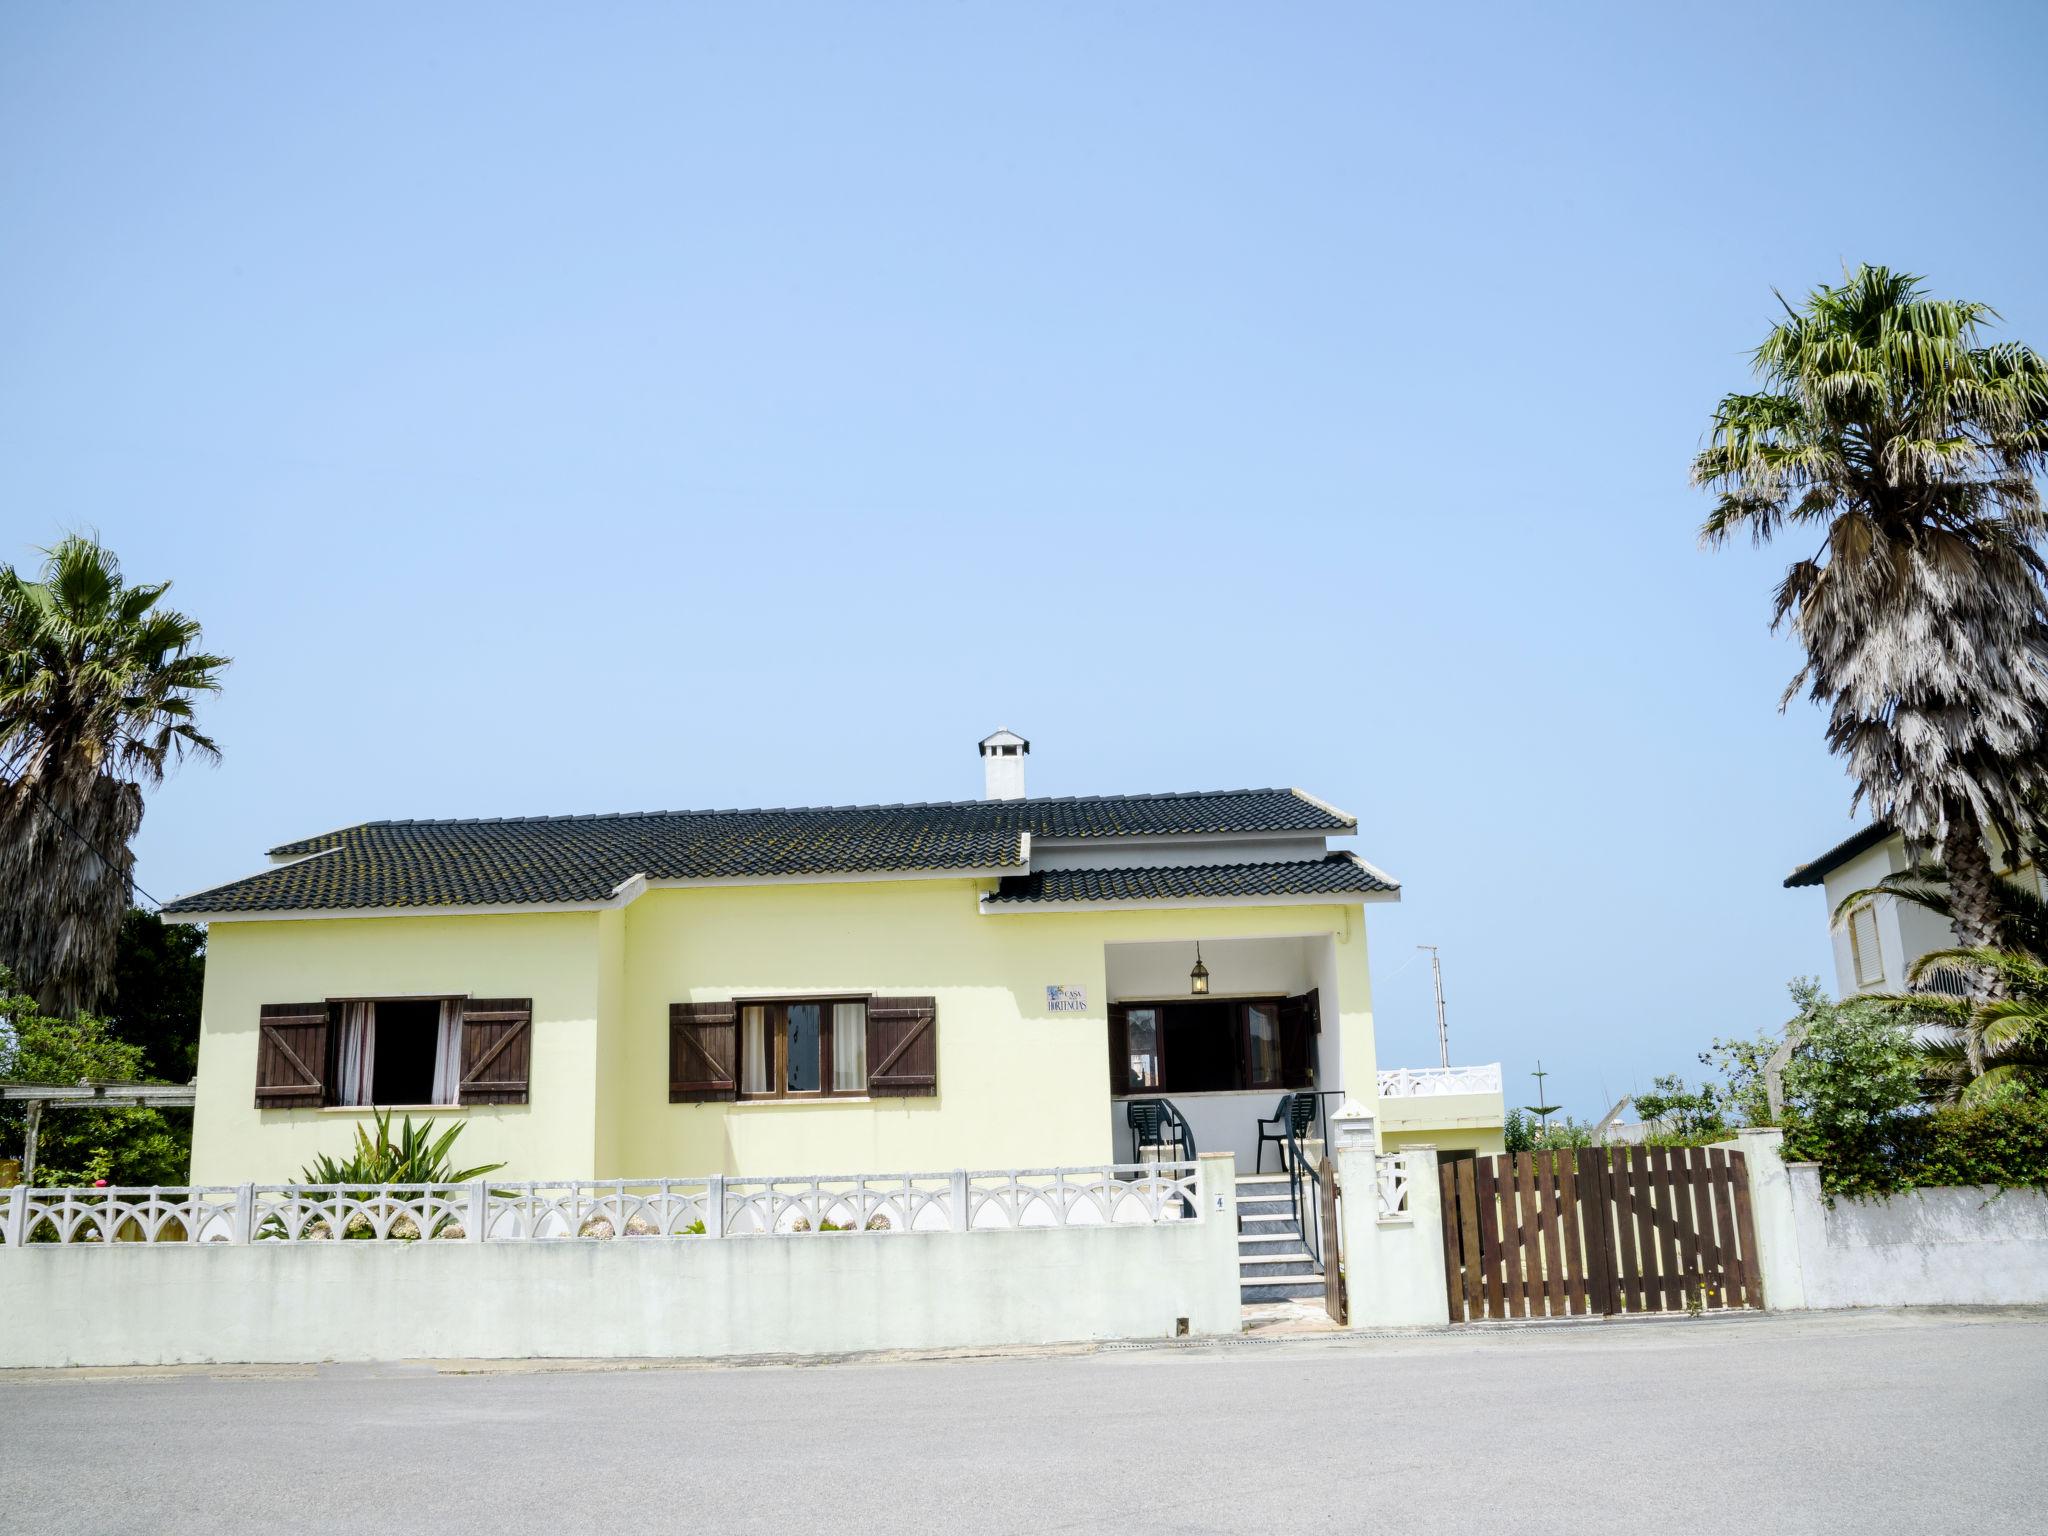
xmin=1239 ymin=1226 xmax=1303 ymax=1243
xmin=1240 ymin=1256 xmax=1320 ymax=1279
xmin=1241 ymin=1277 xmax=1328 ymax=1303
xmin=1235 ymin=1196 xmax=1297 ymax=1217
xmin=1236 ymin=1233 xmax=1311 ymax=1251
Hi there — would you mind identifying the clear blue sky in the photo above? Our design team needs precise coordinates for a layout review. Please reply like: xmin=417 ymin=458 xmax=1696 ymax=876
xmin=4 ymin=3 xmax=2044 ymax=1118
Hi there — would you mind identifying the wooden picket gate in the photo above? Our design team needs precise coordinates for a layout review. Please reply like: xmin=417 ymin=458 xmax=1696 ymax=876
xmin=1438 ymin=1146 xmax=1761 ymax=1321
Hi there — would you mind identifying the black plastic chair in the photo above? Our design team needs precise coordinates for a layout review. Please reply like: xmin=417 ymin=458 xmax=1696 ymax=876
xmin=1126 ymin=1098 xmax=1196 ymax=1163
xmin=1255 ymin=1092 xmax=1317 ymax=1173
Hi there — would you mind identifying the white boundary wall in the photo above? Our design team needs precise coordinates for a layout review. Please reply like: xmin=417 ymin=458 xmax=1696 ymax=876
xmin=1337 ymin=1141 xmax=1450 ymax=1328
xmin=0 ymin=1156 xmax=1241 ymax=1367
xmin=1733 ymin=1129 xmax=2048 ymax=1311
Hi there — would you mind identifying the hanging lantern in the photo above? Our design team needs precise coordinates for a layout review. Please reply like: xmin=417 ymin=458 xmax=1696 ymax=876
xmin=1189 ymin=941 xmax=1211 ymax=996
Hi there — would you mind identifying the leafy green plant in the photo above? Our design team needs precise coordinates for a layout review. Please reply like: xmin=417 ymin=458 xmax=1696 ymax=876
xmin=1634 ymin=1075 xmax=1728 ymax=1142
xmin=0 ymin=969 xmax=186 ymax=1185
xmin=276 ymin=1111 xmax=507 ymax=1240
xmin=297 ymin=1109 xmax=504 ymax=1189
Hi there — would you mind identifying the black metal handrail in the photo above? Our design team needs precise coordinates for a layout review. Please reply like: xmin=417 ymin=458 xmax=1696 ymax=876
xmin=1281 ymin=1094 xmax=1325 ymax=1269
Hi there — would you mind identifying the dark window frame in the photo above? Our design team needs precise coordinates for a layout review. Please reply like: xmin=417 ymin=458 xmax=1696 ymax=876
xmin=323 ymin=994 xmax=466 ymax=1110
xmin=1111 ymin=996 xmax=1308 ymax=1099
xmin=736 ymin=996 xmax=871 ymax=1101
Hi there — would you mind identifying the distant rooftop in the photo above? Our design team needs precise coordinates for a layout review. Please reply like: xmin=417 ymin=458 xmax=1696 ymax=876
xmin=1784 ymin=822 xmax=1896 ymax=889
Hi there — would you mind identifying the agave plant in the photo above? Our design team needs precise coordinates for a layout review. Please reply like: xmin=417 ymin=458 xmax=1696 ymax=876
xmin=278 ymin=1111 xmax=506 ymax=1240
xmin=298 ymin=1109 xmax=505 ymax=1187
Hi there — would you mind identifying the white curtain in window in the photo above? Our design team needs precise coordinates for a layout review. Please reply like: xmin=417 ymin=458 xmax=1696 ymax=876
xmin=336 ymin=1001 xmax=376 ymax=1106
xmin=432 ymin=1000 xmax=464 ymax=1105
xmin=740 ymin=1005 xmax=769 ymax=1095
xmin=832 ymin=1002 xmax=866 ymax=1092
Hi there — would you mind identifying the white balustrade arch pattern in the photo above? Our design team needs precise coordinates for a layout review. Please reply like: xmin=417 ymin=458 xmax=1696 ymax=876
xmin=1376 ymin=1063 xmax=1503 ymax=1098
xmin=1376 ymin=1152 xmax=1414 ymax=1220
xmin=0 ymin=1164 xmax=1202 ymax=1247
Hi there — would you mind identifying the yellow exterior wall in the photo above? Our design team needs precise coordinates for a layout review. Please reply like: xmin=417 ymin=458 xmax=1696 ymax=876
xmin=1375 ymin=1088 xmax=1507 ymax=1157
xmin=190 ymin=912 xmax=607 ymax=1184
xmin=189 ymin=879 xmax=1380 ymax=1182
xmin=1380 ymin=1126 xmax=1508 ymax=1157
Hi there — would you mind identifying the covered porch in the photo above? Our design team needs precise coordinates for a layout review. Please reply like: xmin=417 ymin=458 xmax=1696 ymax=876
xmin=1102 ymin=933 xmax=1350 ymax=1174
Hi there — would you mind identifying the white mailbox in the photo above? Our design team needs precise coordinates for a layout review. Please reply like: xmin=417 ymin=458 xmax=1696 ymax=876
xmin=1328 ymin=1098 xmax=1377 ymax=1151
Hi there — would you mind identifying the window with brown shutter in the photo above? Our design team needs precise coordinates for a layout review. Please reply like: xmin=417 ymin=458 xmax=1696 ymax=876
xmin=255 ymin=1003 xmax=331 ymax=1109
xmin=866 ymin=996 xmax=937 ymax=1097
xmin=1279 ymin=988 xmax=1319 ymax=1089
xmin=670 ymin=1001 xmax=738 ymax=1102
xmin=459 ymin=998 xmax=533 ymax=1105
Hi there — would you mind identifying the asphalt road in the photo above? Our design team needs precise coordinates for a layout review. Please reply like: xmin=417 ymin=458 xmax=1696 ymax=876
xmin=1 ymin=1308 xmax=2042 ymax=1535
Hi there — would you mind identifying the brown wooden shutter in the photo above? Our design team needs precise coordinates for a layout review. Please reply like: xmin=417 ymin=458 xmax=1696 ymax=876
xmin=1107 ymin=1004 xmax=1130 ymax=1097
xmin=867 ymin=996 xmax=938 ymax=1097
xmin=1279 ymin=988 xmax=1320 ymax=1089
xmin=459 ymin=998 xmax=533 ymax=1105
xmin=670 ymin=1001 xmax=738 ymax=1103
xmin=255 ymin=1003 xmax=330 ymax=1109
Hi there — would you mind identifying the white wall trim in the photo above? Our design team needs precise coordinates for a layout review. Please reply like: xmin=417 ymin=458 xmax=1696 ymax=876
xmin=163 ymin=862 xmax=1025 ymax=926
xmin=1028 ymin=829 xmax=1333 ymax=854
xmin=980 ymin=891 xmax=1398 ymax=916
xmin=637 ymin=863 xmax=1021 ymax=893
xmin=261 ymin=846 xmax=344 ymax=871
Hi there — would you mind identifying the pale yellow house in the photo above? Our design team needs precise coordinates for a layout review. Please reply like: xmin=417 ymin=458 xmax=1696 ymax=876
xmin=168 ymin=733 xmax=1502 ymax=1186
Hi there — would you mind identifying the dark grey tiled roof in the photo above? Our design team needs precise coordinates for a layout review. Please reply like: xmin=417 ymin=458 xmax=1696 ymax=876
xmin=982 ymin=853 xmax=1398 ymax=906
xmin=1784 ymin=822 xmax=1896 ymax=888
xmin=165 ymin=789 xmax=1356 ymax=915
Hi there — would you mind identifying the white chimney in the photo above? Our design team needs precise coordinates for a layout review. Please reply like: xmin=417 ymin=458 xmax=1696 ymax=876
xmin=978 ymin=727 xmax=1030 ymax=800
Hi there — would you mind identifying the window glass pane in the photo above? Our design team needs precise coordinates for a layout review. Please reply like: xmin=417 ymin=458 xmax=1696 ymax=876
xmin=832 ymin=1002 xmax=866 ymax=1092
xmin=369 ymin=999 xmax=441 ymax=1105
xmin=1246 ymin=1004 xmax=1281 ymax=1087
xmin=786 ymin=1003 xmax=821 ymax=1093
xmin=1126 ymin=1008 xmax=1161 ymax=1090
xmin=1161 ymin=1002 xmax=1242 ymax=1092
xmin=741 ymin=1006 xmax=770 ymax=1095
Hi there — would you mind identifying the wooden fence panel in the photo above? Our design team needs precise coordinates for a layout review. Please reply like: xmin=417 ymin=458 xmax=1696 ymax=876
xmin=1438 ymin=1147 xmax=1765 ymax=1323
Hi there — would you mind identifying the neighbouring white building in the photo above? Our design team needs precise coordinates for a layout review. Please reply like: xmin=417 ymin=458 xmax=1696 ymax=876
xmin=1785 ymin=823 xmax=2046 ymax=998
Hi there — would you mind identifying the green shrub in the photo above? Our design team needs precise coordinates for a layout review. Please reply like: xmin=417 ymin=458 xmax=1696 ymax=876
xmin=297 ymin=1109 xmax=504 ymax=1188
xmin=0 ymin=976 xmax=187 ymax=1185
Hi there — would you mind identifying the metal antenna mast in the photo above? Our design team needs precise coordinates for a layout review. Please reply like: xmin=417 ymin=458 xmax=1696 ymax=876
xmin=1527 ymin=1061 xmax=1561 ymax=1133
xmin=1418 ymin=945 xmax=1449 ymax=1069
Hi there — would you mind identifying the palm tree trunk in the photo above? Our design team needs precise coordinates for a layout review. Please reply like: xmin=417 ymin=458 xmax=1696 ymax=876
xmin=1941 ymin=804 xmax=2002 ymax=1078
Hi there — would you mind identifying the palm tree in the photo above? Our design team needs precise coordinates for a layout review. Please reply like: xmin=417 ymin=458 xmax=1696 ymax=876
xmin=1833 ymin=864 xmax=2048 ymax=1098
xmin=0 ymin=536 xmax=228 ymax=1013
xmin=1697 ymin=266 xmax=2048 ymax=1072
xmin=1902 ymin=947 xmax=2048 ymax=1101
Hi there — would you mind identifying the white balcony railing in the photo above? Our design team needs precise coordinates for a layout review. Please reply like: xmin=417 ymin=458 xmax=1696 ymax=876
xmin=0 ymin=1164 xmax=1202 ymax=1247
xmin=1376 ymin=1063 xmax=1503 ymax=1098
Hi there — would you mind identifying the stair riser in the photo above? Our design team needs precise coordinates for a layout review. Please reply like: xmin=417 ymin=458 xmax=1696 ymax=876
xmin=1240 ymin=1260 xmax=1320 ymax=1279
xmin=1241 ymin=1280 xmax=1329 ymax=1303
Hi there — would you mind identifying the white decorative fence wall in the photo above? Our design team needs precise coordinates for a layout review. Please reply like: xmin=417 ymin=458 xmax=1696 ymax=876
xmin=1376 ymin=1063 xmax=1503 ymax=1098
xmin=2 ymin=1165 xmax=1203 ymax=1247
xmin=1375 ymin=1150 xmax=1415 ymax=1220
xmin=0 ymin=1157 xmax=1241 ymax=1367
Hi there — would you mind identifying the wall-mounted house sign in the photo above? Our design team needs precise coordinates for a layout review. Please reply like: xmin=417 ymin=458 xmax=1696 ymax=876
xmin=1045 ymin=985 xmax=1089 ymax=1014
